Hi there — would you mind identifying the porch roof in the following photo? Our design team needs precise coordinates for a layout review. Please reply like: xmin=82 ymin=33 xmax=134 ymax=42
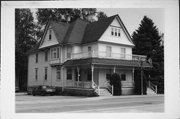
xmin=63 ymin=58 xmax=152 ymax=68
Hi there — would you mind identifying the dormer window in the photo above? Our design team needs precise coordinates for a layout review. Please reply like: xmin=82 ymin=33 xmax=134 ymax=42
xmin=115 ymin=28 xmax=117 ymax=36
xmin=118 ymin=29 xmax=121 ymax=36
xmin=111 ymin=26 xmax=121 ymax=37
xmin=49 ymin=29 xmax=52 ymax=40
xmin=111 ymin=27 xmax=114 ymax=36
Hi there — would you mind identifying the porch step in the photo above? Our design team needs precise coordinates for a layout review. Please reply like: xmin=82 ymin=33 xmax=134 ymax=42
xmin=147 ymin=87 xmax=157 ymax=95
xmin=99 ymin=88 xmax=112 ymax=96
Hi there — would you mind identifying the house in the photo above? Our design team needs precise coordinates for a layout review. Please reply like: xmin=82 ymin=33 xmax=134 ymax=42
xmin=27 ymin=14 xmax=151 ymax=96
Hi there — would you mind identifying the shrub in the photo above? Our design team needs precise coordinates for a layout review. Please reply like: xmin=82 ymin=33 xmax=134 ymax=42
xmin=110 ymin=73 xmax=122 ymax=95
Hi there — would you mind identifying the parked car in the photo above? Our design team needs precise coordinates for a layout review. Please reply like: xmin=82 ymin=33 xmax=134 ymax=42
xmin=32 ymin=85 xmax=56 ymax=96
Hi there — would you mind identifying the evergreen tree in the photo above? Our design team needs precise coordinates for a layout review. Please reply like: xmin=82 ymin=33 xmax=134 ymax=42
xmin=132 ymin=16 xmax=164 ymax=94
xmin=15 ymin=9 xmax=37 ymax=91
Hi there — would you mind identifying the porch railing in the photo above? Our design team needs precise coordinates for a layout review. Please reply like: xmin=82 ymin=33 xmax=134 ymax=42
xmin=66 ymin=80 xmax=92 ymax=88
xmin=107 ymin=83 xmax=113 ymax=95
xmin=69 ymin=51 xmax=146 ymax=61
xmin=148 ymin=81 xmax=157 ymax=94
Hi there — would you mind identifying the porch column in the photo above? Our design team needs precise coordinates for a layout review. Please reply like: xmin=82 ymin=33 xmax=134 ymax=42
xmin=61 ymin=66 xmax=64 ymax=91
xmin=77 ymin=66 xmax=80 ymax=87
xmin=91 ymin=65 xmax=94 ymax=88
xmin=132 ymin=68 xmax=135 ymax=86
xmin=113 ymin=66 xmax=116 ymax=73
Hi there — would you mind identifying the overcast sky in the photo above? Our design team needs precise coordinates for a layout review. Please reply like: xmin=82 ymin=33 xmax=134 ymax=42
xmin=97 ymin=8 xmax=164 ymax=36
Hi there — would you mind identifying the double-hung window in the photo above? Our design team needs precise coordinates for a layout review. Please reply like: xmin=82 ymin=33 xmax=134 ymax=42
xmin=35 ymin=68 xmax=38 ymax=81
xmin=56 ymin=67 xmax=61 ymax=80
xmin=35 ymin=53 xmax=38 ymax=63
xmin=111 ymin=27 xmax=114 ymax=36
xmin=67 ymin=47 xmax=72 ymax=59
xmin=106 ymin=46 xmax=112 ymax=57
xmin=51 ymin=47 xmax=60 ymax=59
xmin=44 ymin=67 xmax=48 ymax=81
xmin=121 ymin=48 xmax=126 ymax=59
xmin=45 ymin=50 xmax=48 ymax=61
xmin=49 ymin=29 xmax=52 ymax=40
xmin=67 ymin=69 xmax=72 ymax=80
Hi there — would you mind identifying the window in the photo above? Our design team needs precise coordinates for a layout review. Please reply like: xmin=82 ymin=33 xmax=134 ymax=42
xmin=111 ymin=27 xmax=121 ymax=37
xmin=67 ymin=47 xmax=72 ymax=59
xmin=49 ymin=29 xmax=52 ymax=40
xmin=88 ymin=46 xmax=92 ymax=57
xmin=121 ymin=74 xmax=126 ymax=81
xmin=87 ymin=69 xmax=92 ymax=81
xmin=106 ymin=46 xmax=112 ymax=57
xmin=67 ymin=69 xmax=72 ymax=80
xmin=35 ymin=68 xmax=38 ymax=81
xmin=111 ymin=27 xmax=114 ymax=35
xmin=45 ymin=50 xmax=48 ymax=61
xmin=106 ymin=74 xmax=111 ymax=81
xmin=45 ymin=67 xmax=48 ymax=80
xmin=118 ymin=29 xmax=121 ymax=36
xmin=35 ymin=53 xmax=38 ymax=63
xmin=57 ymin=67 xmax=61 ymax=80
xmin=51 ymin=47 xmax=60 ymax=59
xmin=121 ymin=48 xmax=126 ymax=59
xmin=115 ymin=28 xmax=117 ymax=36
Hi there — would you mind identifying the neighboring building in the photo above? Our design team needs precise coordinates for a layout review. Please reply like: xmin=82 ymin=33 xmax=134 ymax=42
xmin=27 ymin=14 xmax=151 ymax=96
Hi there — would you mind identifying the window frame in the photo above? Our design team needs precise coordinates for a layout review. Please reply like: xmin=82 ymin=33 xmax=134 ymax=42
xmin=35 ymin=53 xmax=38 ymax=63
xmin=49 ymin=29 xmax=52 ymax=40
xmin=44 ymin=67 xmax=48 ymax=81
xmin=121 ymin=47 xmax=126 ymax=59
xmin=35 ymin=68 xmax=38 ymax=81
xmin=106 ymin=46 xmax=112 ymax=57
xmin=45 ymin=50 xmax=48 ymax=61
xmin=121 ymin=74 xmax=126 ymax=81
xmin=51 ymin=47 xmax=60 ymax=59
xmin=56 ymin=67 xmax=61 ymax=80
xmin=67 ymin=69 xmax=72 ymax=80
xmin=67 ymin=46 xmax=72 ymax=59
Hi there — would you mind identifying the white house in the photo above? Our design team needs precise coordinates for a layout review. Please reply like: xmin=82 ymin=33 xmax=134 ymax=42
xmin=27 ymin=15 xmax=151 ymax=96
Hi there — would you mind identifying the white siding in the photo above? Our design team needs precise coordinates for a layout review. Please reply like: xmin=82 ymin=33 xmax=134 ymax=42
xmin=99 ymin=18 xmax=134 ymax=46
xmin=98 ymin=43 xmax=132 ymax=60
xmin=28 ymin=50 xmax=63 ymax=87
xmin=39 ymin=25 xmax=59 ymax=49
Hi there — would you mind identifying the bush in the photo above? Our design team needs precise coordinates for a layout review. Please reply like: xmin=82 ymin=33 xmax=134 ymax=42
xmin=110 ymin=73 xmax=122 ymax=95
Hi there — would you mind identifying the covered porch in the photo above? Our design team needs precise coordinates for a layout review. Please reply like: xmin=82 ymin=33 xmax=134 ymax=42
xmin=63 ymin=57 xmax=152 ymax=95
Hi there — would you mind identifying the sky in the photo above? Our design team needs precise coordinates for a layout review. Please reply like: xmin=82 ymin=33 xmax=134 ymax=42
xmin=97 ymin=8 xmax=164 ymax=35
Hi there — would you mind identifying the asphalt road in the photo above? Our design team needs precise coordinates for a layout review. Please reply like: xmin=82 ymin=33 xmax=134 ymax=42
xmin=16 ymin=94 xmax=164 ymax=113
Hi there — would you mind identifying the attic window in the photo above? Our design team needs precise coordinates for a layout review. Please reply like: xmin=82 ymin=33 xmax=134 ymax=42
xmin=111 ymin=27 xmax=114 ymax=35
xmin=49 ymin=29 xmax=52 ymax=40
xmin=115 ymin=28 xmax=117 ymax=36
xmin=118 ymin=29 xmax=121 ymax=36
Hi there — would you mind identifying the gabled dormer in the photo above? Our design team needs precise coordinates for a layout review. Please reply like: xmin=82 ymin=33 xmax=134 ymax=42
xmin=39 ymin=23 xmax=59 ymax=49
xmin=98 ymin=15 xmax=134 ymax=47
xmin=39 ymin=21 xmax=69 ymax=49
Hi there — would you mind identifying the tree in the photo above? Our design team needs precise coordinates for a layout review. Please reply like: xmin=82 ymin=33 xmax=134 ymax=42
xmin=15 ymin=9 xmax=37 ymax=91
xmin=132 ymin=16 xmax=164 ymax=94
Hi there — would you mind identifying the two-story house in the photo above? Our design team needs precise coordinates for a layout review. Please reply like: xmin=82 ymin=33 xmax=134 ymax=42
xmin=27 ymin=14 xmax=151 ymax=96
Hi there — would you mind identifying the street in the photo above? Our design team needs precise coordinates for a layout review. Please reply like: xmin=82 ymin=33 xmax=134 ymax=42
xmin=16 ymin=94 xmax=164 ymax=113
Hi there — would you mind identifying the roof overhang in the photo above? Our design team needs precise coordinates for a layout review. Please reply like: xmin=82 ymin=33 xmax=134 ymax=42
xmin=63 ymin=58 xmax=152 ymax=68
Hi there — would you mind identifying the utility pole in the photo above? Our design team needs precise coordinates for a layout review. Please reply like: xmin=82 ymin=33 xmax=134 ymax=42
xmin=141 ymin=60 xmax=143 ymax=95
